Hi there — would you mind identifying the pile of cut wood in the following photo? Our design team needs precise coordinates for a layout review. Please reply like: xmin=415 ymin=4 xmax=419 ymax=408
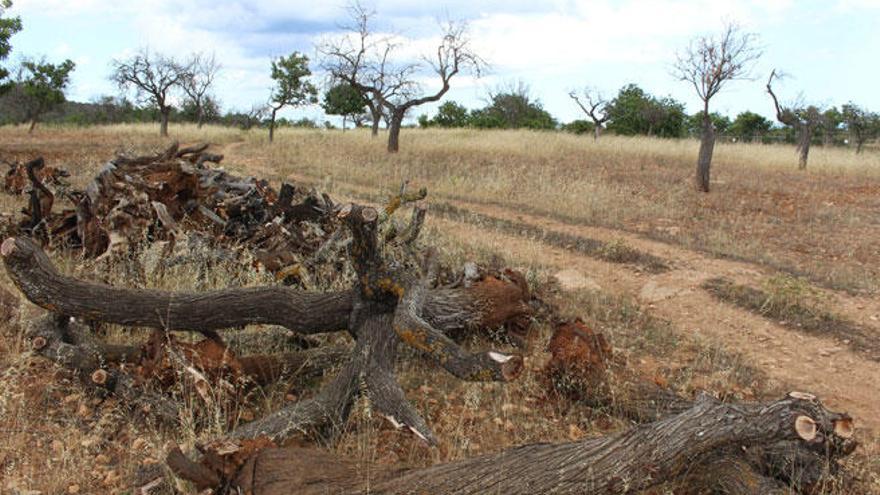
xmin=5 ymin=143 xmax=338 ymax=278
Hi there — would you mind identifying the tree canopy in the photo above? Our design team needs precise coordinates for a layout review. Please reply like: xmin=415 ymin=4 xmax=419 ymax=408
xmin=606 ymin=84 xmax=686 ymax=138
xmin=322 ymin=82 xmax=368 ymax=129
xmin=0 ymin=0 xmax=22 ymax=93
xmin=16 ymin=57 xmax=75 ymax=131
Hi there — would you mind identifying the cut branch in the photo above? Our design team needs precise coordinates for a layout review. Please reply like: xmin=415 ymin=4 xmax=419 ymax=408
xmin=2 ymin=236 xmax=353 ymax=335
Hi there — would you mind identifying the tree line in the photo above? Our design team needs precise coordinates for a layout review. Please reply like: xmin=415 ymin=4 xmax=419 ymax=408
xmin=1 ymin=2 xmax=878 ymax=175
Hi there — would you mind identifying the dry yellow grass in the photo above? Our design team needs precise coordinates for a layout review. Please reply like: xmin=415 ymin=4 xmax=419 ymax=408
xmin=236 ymin=126 xmax=880 ymax=293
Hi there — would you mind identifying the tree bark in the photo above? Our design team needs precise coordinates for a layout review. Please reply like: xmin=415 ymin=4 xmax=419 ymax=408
xmin=681 ymin=455 xmax=788 ymax=495
xmin=28 ymin=118 xmax=37 ymax=134
xmin=196 ymin=102 xmax=204 ymax=129
xmin=1 ymin=236 xmax=528 ymax=339
xmin=1 ymin=236 xmax=353 ymax=336
xmin=226 ymin=393 xmax=852 ymax=495
xmin=797 ymin=126 xmax=811 ymax=170
xmin=387 ymin=111 xmax=403 ymax=153
xmin=696 ymin=110 xmax=715 ymax=193
xmin=593 ymin=124 xmax=601 ymax=141
xmin=269 ymin=108 xmax=277 ymax=143
xmin=160 ymin=108 xmax=170 ymax=137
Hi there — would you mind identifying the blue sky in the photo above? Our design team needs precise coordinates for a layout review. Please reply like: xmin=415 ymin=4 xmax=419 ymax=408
xmin=5 ymin=0 xmax=880 ymax=124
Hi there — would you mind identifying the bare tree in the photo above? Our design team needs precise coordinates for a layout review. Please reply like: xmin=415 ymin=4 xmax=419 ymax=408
xmin=111 ymin=48 xmax=190 ymax=137
xmin=766 ymin=70 xmax=822 ymax=169
xmin=319 ymin=2 xmax=415 ymax=138
xmin=673 ymin=23 xmax=760 ymax=192
xmin=320 ymin=3 xmax=484 ymax=152
xmin=181 ymin=52 xmax=221 ymax=128
xmin=568 ymin=89 xmax=609 ymax=140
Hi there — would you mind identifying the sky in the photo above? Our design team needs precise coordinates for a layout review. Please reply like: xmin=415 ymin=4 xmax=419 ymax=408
xmin=5 ymin=0 xmax=880 ymax=125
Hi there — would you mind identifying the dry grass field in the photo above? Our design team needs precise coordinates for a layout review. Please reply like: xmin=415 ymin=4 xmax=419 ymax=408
xmin=1 ymin=124 xmax=879 ymax=493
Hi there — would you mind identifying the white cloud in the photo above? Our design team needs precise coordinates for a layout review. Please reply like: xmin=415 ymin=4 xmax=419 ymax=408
xmin=13 ymin=0 xmax=880 ymax=123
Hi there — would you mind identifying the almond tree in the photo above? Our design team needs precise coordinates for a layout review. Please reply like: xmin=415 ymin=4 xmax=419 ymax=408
xmin=111 ymin=48 xmax=190 ymax=137
xmin=319 ymin=2 xmax=415 ymax=139
xmin=181 ymin=52 xmax=221 ymax=128
xmin=320 ymin=2 xmax=484 ymax=152
xmin=568 ymin=88 xmax=609 ymax=140
xmin=267 ymin=51 xmax=317 ymax=143
xmin=766 ymin=70 xmax=823 ymax=169
xmin=14 ymin=57 xmax=75 ymax=132
xmin=841 ymin=103 xmax=878 ymax=154
xmin=673 ymin=23 xmax=760 ymax=192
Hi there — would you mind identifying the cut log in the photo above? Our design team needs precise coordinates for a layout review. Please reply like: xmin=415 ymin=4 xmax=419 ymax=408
xmin=223 ymin=393 xmax=852 ymax=495
xmin=540 ymin=320 xmax=858 ymax=493
xmin=26 ymin=314 xmax=180 ymax=422
xmin=2 ymin=236 xmax=353 ymax=335
xmin=2 ymin=236 xmax=530 ymax=338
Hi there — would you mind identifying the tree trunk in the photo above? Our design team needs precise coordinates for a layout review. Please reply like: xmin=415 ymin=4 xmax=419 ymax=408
xmin=160 ymin=108 xmax=170 ymax=137
xmin=797 ymin=126 xmax=811 ymax=170
xmin=593 ymin=124 xmax=601 ymax=141
xmin=371 ymin=110 xmax=381 ymax=137
xmin=1 ymin=235 xmax=528 ymax=341
xmin=28 ymin=118 xmax=37 ymax=134
xmin=342 ymin=115 xmax=347 ymax=132
xmin=226 ymin=393 xmax=851 ymax=495
xmin=269 ymin=108 xmax=277 ymax=143
xmin=196 ymin=102 xmax=204 ymax=129
xmin=696 ymin=112 xmax=716 ymax=193
xmin=387 ymin=111 xmax=403 ymax=153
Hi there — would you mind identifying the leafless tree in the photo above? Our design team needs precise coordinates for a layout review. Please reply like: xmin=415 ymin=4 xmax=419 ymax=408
xmin=111 ymin=48 xmax=190 ymax=137
xmin=182 ymin=52 xmax=221 ymax=128
xmin=766 ymin=70 xmax=822 ymax=169
xmin=319 ymin=2 xmax=414 ymax=138
xmin=568 ymin=89 xmax=609 ymax=140
xmin=673 ymin=23 xmax=761 ymax=192
xmin=320 ymin=2 xmax=485 ymax=152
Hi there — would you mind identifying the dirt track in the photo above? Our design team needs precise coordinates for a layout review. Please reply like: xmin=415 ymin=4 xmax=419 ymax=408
xmin=221 ymin=142 xmax=880 ymax=437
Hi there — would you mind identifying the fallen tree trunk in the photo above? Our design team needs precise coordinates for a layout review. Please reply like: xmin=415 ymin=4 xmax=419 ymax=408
xmin=2 ymin=236 xmax=530 ymax=338
xmin=540 ymin=319 xmax=857 ymax=493
xmin=224 ymin=393 xmax=852 ymax=495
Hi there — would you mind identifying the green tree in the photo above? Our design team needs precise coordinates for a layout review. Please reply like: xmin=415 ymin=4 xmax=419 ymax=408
xmin=181 ymin=94 xmax=220 ymax=125
xmin=17 ymin=58 xmax=75 ymax=132
xmin=0 ymin=0 xmax=22 ymax=93
xmin=605 ymin=84 xmax=686 ymax=138
xmin=473 ymin=85 xmax=557 ymax=130
xmin=728 ymin=111 xmax=772 ymax=142
xmin=431 ymin=101 xmax=470 ymax=128
xmin=322 ymin=82 xmax=367 ymax=131
xmin=268 ymin=52 xmax=317 ymax=143
xmin=686 ymin=112 xmax=730 ymax=137
xmin=841 ymin=103 xmax=879 ymax=154
xmin=820 ymin=106 xmax=843 ymax=146
xmin=561 ymin=119 xmax=595 ymax=135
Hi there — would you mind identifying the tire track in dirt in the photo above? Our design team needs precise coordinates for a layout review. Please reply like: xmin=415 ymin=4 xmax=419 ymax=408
xmin=220 ymin=143 xmax=880 ymax=436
